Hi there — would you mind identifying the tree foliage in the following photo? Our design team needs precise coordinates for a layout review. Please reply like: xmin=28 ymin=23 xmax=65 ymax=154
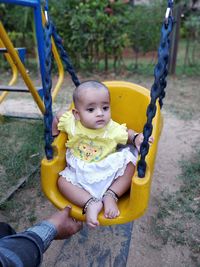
xmin=48 ymin=0 xmax=165 ymax=71
xmin=49 ymin=0 xmax=130 ymax=71
xmin=0 ymin=4 xmax=34 ymax=49
xmin=0 ymin=1 xmax=180 ymax=72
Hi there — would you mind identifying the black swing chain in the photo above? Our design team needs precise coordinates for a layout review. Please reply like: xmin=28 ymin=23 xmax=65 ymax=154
xmin=137 ymin=12 xmax=174 ymax=178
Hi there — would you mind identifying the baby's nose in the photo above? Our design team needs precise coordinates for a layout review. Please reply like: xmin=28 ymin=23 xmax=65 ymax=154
xmin=97 ymin=108 xmax=103 ymax=116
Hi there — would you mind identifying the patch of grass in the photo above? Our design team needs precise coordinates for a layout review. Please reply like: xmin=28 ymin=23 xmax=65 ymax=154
xmin=176 ymin=40 xmax=200 ymax=76
xmin=152 ymin=146 xmax=200 ymax=258
xmin=0 ymin=116 xmax=44 ymax=201
xmin=176 ymin=65 xmax=200 ymax=76
xmin=0 ymin=168 xmax=43 ymax=229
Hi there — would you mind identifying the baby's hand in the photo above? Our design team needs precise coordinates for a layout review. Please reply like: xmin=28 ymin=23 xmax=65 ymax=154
xmin=134 ymin=133 xmax=154 ymax=152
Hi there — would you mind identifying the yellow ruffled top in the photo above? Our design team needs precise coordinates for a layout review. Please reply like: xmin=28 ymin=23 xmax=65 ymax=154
xmin=58 ymin=110 xmax=128 ymax=162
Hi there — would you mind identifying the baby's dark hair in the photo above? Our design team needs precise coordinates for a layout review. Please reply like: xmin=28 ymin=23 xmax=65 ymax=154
xmin=73 ymin=80 xmax=110 ymax=107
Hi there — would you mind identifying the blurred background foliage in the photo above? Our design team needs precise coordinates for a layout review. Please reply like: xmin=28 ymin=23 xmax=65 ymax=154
xmin=0 ymin=0 xmax=200 ymax=74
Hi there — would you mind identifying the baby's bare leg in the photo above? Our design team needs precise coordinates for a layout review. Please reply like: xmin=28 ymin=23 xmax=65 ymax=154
xmin=58 ymin=177 xmax=103 ymax=228
xmin=103 ymin=162 xmax=135 ymax=219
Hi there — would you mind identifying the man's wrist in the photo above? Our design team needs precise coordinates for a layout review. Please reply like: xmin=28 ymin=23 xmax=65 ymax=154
xmin=27 ymin=221 xmax=57 ymax=251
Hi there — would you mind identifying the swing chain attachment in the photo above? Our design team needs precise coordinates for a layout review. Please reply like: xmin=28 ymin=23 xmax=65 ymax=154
xmin=165 ymin=0 xmax=174 ymax=26
xmin=44 ymin=0 xmax=49 ymax=23
xmin=51 ymin=24 xmax=80 ymax=87
xmin=42 ymin=8 xmax=80 ymax=160
xmin=43 ymin=16 xmax=54 ymax=160
xmin=137 ymin=1 xmax=174 ymax=178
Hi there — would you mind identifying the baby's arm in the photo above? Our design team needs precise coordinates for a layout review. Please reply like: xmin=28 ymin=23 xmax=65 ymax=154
xmin=52 ymin=108 xmax=68 ymax=137
xmin=127 ymin=129 xmax=154 ymax=151
xmin=127 ymin=129 xmax=137 ymax=144
xmin=52 ymin=116 xmax=60 ymax=137
xmin=127 ymin=129 xmax=142 ymax=151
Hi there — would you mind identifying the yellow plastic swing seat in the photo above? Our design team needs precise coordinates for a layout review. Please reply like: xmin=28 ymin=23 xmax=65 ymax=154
xmin=41 ymin=81 xmax=163 ymax=225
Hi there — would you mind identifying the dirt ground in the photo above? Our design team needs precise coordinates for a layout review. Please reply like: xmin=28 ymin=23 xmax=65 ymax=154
xmin=127 ymin=112 xmax=200 ymax=267
xmin=0 ymin=74 xmax=200 ymax=266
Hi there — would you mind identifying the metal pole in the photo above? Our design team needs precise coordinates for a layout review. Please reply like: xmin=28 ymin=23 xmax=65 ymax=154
xmin=169 ymin=4 xmax=182 ymax=75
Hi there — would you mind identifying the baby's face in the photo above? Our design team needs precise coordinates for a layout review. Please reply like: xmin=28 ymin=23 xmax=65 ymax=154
xmin=74 ymin=88 xmax=111 ymax=129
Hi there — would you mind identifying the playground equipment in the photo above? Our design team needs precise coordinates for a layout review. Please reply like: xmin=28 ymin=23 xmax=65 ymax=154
xmin=1 ymin=0 xmax=174 ymax=225
xmin=41 ymin=80 xmax=163 ymax=225
xmin=41 ymin=0 xmax=174 ymax=225
xmin=0 ymin=0 xmax=64 ymax=111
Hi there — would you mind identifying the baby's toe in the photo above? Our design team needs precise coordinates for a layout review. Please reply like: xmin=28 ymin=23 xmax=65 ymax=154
xmin=87 ymin=220 xmax=99 ymax=228
xmin=113 ymin=210 xmax=120 ymax=218
xmin=104 ymin=209 xmax=111 ymax=218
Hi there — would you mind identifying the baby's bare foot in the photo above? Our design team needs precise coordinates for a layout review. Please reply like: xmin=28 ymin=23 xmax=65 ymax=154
xmin=86 ymin=201 xmax=103 ymax=228
xmin=103 ymin=195 xmax=120 ymax=219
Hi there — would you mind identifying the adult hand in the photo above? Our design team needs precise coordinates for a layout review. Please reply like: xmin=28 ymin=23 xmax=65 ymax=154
xmin=47 ymin=206 xmax=82 ymax=240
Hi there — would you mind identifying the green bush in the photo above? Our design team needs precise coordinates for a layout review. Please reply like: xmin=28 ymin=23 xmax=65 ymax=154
xmin=2 ymin=1 xmax=198 ymax=74
xmin=50 ymin=0 xmax=129 ymax=71
xmin=0 ymin=4 xmax=34 ymax=50
xmin=49 ymin=1 xmax=165 ymax=72
xmin=126 ymin=3 xmax=164 ymax=69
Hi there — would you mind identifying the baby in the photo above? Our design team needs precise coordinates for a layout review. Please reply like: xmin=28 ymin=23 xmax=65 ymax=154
xmin=52 ymin=80 xmax=152 ymax=228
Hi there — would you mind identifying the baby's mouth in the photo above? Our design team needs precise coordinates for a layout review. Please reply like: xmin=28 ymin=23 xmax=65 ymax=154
xmin=96 ymin=120 xmax=104 ymax=124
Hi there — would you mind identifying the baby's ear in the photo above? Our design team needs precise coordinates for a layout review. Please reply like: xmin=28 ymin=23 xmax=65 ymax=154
xmin=72 ymin=108 xmax=80 ymax=120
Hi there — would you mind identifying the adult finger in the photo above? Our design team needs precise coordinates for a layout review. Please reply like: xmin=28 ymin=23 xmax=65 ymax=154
xmin=62 ymin=205 xmax=72 ymax=216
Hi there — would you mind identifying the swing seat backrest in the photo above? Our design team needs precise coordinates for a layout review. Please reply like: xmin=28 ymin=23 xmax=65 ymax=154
xmin=41 ymin=81 xmax=162 ymax=225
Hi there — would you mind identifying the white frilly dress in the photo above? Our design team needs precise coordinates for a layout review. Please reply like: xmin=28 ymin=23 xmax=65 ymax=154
xmin=58 ymin=111 xmax=138 ymax=199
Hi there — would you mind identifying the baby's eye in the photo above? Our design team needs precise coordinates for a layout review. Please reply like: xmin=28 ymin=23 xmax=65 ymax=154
xmin=87 ymin=108 xmax=94 ymax=112
xmin=103 ymin=106 xmax=110 ymax=111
